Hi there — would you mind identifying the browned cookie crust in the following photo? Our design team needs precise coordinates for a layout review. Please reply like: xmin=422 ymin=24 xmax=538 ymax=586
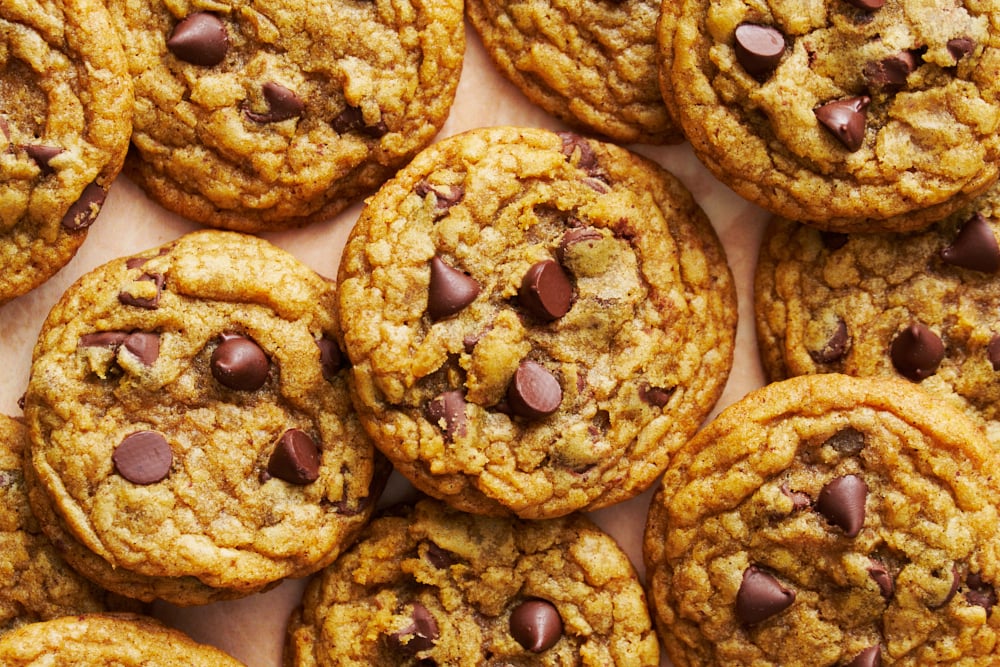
xmin=337 ymin=126 xmax=737 ymax=519
xmin=644 ymin=374 xmax=1000 ymax=666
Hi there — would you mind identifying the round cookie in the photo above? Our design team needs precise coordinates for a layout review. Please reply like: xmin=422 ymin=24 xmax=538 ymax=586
xmin=466 ymin=0 xmax=681 ymax=144
xmin=0 ymin=613 xmax=244 ymax=665
xmin=336 ymin=126 xmax=737 ymax=519
xmin=754 ymin=181 xmax=1000 ymax=446
xmin=658 ymin=0 xmax=1000 ymax=232
xmin=285 ymin=497 xmax=660 ymax=666
xmin=108 ymin=0 xmax=464 ymax=232
xmin=644 ymin=374 xmax=1000 ymax=666
xmin=22 ymin=230 xmax=383 ymax=606
xmin=0 ymin=0 xmax=133 ymax=304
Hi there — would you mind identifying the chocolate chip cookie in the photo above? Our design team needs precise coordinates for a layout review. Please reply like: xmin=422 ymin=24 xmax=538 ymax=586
xmin=336 ymin=126 xmax=737 ymax=519
xmin=644 ymin=373 xmax=1000 ymax=666
xmin=285 ymin=497 xmax=660 ymax=666
xmin=0 ymin=613 xmax=245 ymax=665
xmin=755 ymin=182 xmax=1000 ymax=447
xmin=0 ymin=0 xmax=133 ymax=304
xmin=466 ymin=0 xmax=681 ymax=144
xmin=22 ymin=230 xmax=383 ymax=605
xmin=108 ymin=0 xmax=464 ymax=232
xmin=659 ymin=0 xmax=1000 ymax=232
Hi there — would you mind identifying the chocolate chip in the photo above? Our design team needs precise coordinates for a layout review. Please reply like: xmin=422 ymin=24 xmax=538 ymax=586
xmin=331 ymin=105 xmax=388 ymax=138
xmin=815 ymin=474 xmax=867 ymax=537
xmin=947 ymin=37 xmax=975 ymax=63
xmin=316 ymin=336 xmax=344 ymax=381
xmin=846 ymin=645 xmax=881 ymax=667
xmin=79 ymin=331 xmax=129 ymax=349
xmin=965 ymin=572 xmax=997 ymax=614
xmin=814 ymin=96 xmax=870 ymax=151
xmin=118 ymin=272 xmax=165 ymax=310
xmin=424 ymin=542 xmax=455 ymax=569
xmin=427 ymin=256 xmax=480 ymax=321
xmin=864 ymin=51 xmax=919 ymax=92
xmin=122 ymin=332 xmax=160 ymax=366
xmin=639 ymin=384 xmax=673 ymax=408
xmin=415 ymin=181 xmax=464 ymax=216
xmin=558 ymin=132 xmax=599 ymax=173
xmin=988 ymin=334 xmax=1000 ymax=371
xmin=557 ymin=227 xmax=603 ymax=264
xmin=113 ymin=431 xmax=172 ymax=485
xmin=809 ymin=318 xmax=849 ymax=364
xmin=890 ymin=322 xmax=944 ymax=381
xmin=735 ymin=566 xmax=795 ymax=625
xmin=519 ymin=260 xmax=573 ymax=321
xmin=820 ymin=231 xmax=849 ymax=250
xmin=425 ymin=390 xmax=467 ymax=441
xmin=506 ymin=360 xmax=562 ymax=419
xmin=244 ymin=82 xmax=304 ymax=123
xmin=734 ymin=23 xmax=785 ymax=80
xmin=24 ymin=144 xmax=63 ymax=172
xmin=940 ymin=213 xmax=1000 ymax=273
xmin=780 ymin=483 xmax=812 ymax=510
xmin=843 ymin=0 xmax=884 ymax=9
xmin=211 ymin=334 xmax=269 ymax=391
xmin=825 ymin=427 xmax=866 ymax=456
xmin=167 ymin=12 xmax=229 ymax=66
xmin=61 ymin=182 xmax=107 ymax=231
xmin=267 ymin=429 xmax=320 ymax=485
xmin=930 ymin=566 xmax=961 ymax=609
xmin=868 ymin=559 xmax=895 ymax=598
xmin=389 ymin=602 xmax=439 ymax=654
xmin=510 ymin=599 xmax=563 ymax=653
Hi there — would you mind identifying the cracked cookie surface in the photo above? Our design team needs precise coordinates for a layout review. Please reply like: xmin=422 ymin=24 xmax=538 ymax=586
xmin=644 ymin=374 xmax=1000 ymax=666
xmin=22 ymin=230 xmax=380 ymax=605
xmin=336 ymin=126 xmax=737 ymax=519
xmin=659 ymin=0 xmax=1000 ymax=232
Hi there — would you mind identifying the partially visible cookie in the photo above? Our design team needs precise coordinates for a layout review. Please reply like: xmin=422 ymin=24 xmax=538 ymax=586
xmin=109 ymin=0 xmax=464 ymax=232
xmin=467 ymin=0 xmax=681 ymax=144
xmin=0 ymin=613 xmax=245 ymax=665
xmin=337 ymin=126 xmax=737 ymax=518
xmin=22 ymin=230 xmax=383 ymax=605
xmin=644 ymin=374 xmax=1000 ymax=666
xmin=285 ymin=497 xmax=660 ymax=666
xmin=0 ymin=0 xmax=132 ymax=304
xmin=755 ymin=181 xmax=1000 ymax=446
xmin=659 ymin=0 xmax=1000 ymax=232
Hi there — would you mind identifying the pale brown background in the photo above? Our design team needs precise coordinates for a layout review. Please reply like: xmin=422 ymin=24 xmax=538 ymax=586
xmin=0 ymin=23 xmax=770 ymax=666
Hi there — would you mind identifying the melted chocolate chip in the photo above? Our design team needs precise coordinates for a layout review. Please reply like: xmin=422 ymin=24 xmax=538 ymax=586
xmin=558 ymin=132 xmax=599 ymax=173
xmin=267 ymin=429 xmax=320 ymax=485
xmin=424 ymin=542 xmax=455 ymax=569
xmin=557 ymin=227 xmax=602 ymax=263
xmin=425 ymin=390 xmax=467 ymax=441
xmin=868 ymin=559 xmax=895 ymax=599
xmin=864 ymin=51 xmax=919 ymax=92
xmin=825 ymin=427 xmax=866 ymax=455
xmin=427 ymin=256 xmax=480 ymax=321
xmin=61 ymin=182 xmax=107 ymax=231
xmin=117 ymin=272 xmax=165 ymax=310
xmin=843 ymin=0 xmax=884 ymax=9
xmin=733 ymin=23 xmax=785 ymax=80
xmin=947 ymin=37 xmax=975 ymax=63
xmin=816 ymin=474 xmax=867 ymax=537
xmin=506 ymin=360 xmax=562 ymax=419
xmin=965 ymin=572 xmax=997 ymax=614
xmin=79 ymin=331 xmax=129 ymax=349
xmin=988 ymin=334 xmax=1000 ymax=371
xmin=24 ymin=144 xmax=63 ymax=172
xmin=519 ymin=259 xmax=573 ymax=321
xmin=331 ymin=105 xmax=388 ymax=138
xmin=510 ymin=599 xmax=563 ymax=653
xmin=244 ymin=82 xmax=304 ymax=123
xmin=940 ymin=213 xmax=1000 ymax=273
xmin=316 ymin=336 xmax=344 ymax=381
xmin=814 ymin=96 xmax=870 ymax=151
xmin=930 ymin=566 xmax=961 ymax=609
xmin=167 ymin=12 xmax=229 ymax=66
xmin=735 ymin=566 xmax=795 ymax=625
xmin=415 ymin=181 xmax=464 ymax=216
xmin=389 ymin=603 xmax=439 ymax=654
xmin=113 ymin=431 xmax=172 ymax=485
xmin=820 ymin=231 xmax=849 ymax=250
xmin=122 ymin=332 xmax=160 ymax=366
xmin=846 ymin=645 xmax=881 ymax=667
xmin=780 ymin=483 xmax=812 ymax=510
xmin=809 ymin=318 xmax=849 ymax=364
xmin=211 ymin=334 xmax=270 ymax=391
xmin=890 ymin=323 xmax=944 ymax=381
xmin=639 ymin=384 xmax=674 ymax=408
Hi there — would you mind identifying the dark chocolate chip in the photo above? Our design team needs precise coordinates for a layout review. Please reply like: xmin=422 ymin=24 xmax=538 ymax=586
xmin=427 ymin=256 xmax=480 ymax=321
xmin=890 ymin=322 xmax=944 ymax=381
xmin=814 ymin=96 xmax=870 ymax=151
xmin=389 ymin=602 xmax=439 ymax=654
xmin=415 ymin=181 xmax=464 ymax=216
xmin=988 ymin=334 xmax=1000 ymax=371
xmin=118 ymin=272 xmax=165 ymax=310
xmin=780 ymin=483 xmax=812 ymax=510
xmin=122 ymin=332 xmax=160 ymax=366
xmin=267 ymin=429 xmax=320 ymax=485
xmin=735 ymin=566 xmax=795 ymax=625
xmin=211 ymin=334 xmax=269 ymax=391
xmin=940 ymin=213 xmax=1000 ymax=273
xmin=424 ymin=542 xmax=455 ymax=569
xmin=557 ymin=227 xmax=603 ymax=263
xmin=868 ymin=559 xmax=895 ymax=598
xmin=843 ymin=0 xmax=884 ymax=9
xmin=864 ymin=51 xmax=919 ymax=91
xmin=809 ymin=318 xmax=849 ymax=364
xmin=244 ymin=82 xmax=304 ymax=123
xmin=24 ymin=144 xmax=63 ymax=172
xmin=558 ymin=132 xmax=599 ymax=173
xmin=79 ymin=331 xmax=129 ymax=349
xmin=845 ymin=645 xmax=881 ymax=667
xmin=734 ymin=23 xmax=785 ymax=80
xmin=820 ymin=231 xmax=849 ymax=250
xmin=167 ymin=12 xmax=229 ymax=66
xmin=316 ymin=336 xmax=344 ymax=381
xmin=965 ymin=572 xmax=997 ymax=614
xmin=824 ymin=427 xmax=866 ymax=456
xmin=816 ymin=474 xmax=867 ymax=537
xmin=930 ymin=566 xmax=961 ymax=609
xmin=519 ymin=260 xmax=573 ymax=321
xmin=425 ymin=390 xmax=467 ymax=441
xmin=331 ymin=105 xmax=388 ymax=138
xmin=61 ymin=182 xmax=107 ymax=231
xmin=113 ymin=431 xmax=172 ymax=485
xmin=639 ymin=384 xmax=674 ymax=408
xmin=510 ymin=599 xmax=563 ymax=653
xmin=947 ymin=37 xmax=976 ymax=63
xmin=506 ymin=360 xmax=562 ymax=419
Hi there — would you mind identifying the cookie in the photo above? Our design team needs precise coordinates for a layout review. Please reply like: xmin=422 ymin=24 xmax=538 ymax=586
xmin=108 ymin=0 xmax=464 ymax=232
xmin=466 ymin=0 xmax=681 ymax=144
xmin=644 ymin=373 xmax=1000 ymax=666
xmin=0 ymin=613 xmax=244 ymax=665
xmin=0 ymin=0 xmax=133 ymax=304
xmin=754 ymin=181 xmax=1000 ymax=447
xmin=285 ymin=497 xmax=660 ymax=666
xmin=336 ymin=126 xmax=737 ymax=519
xmin=658 ymin=0 xmax=1000 ymax=232
xmin=21 ymin=230 xmax=383 ymax=606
